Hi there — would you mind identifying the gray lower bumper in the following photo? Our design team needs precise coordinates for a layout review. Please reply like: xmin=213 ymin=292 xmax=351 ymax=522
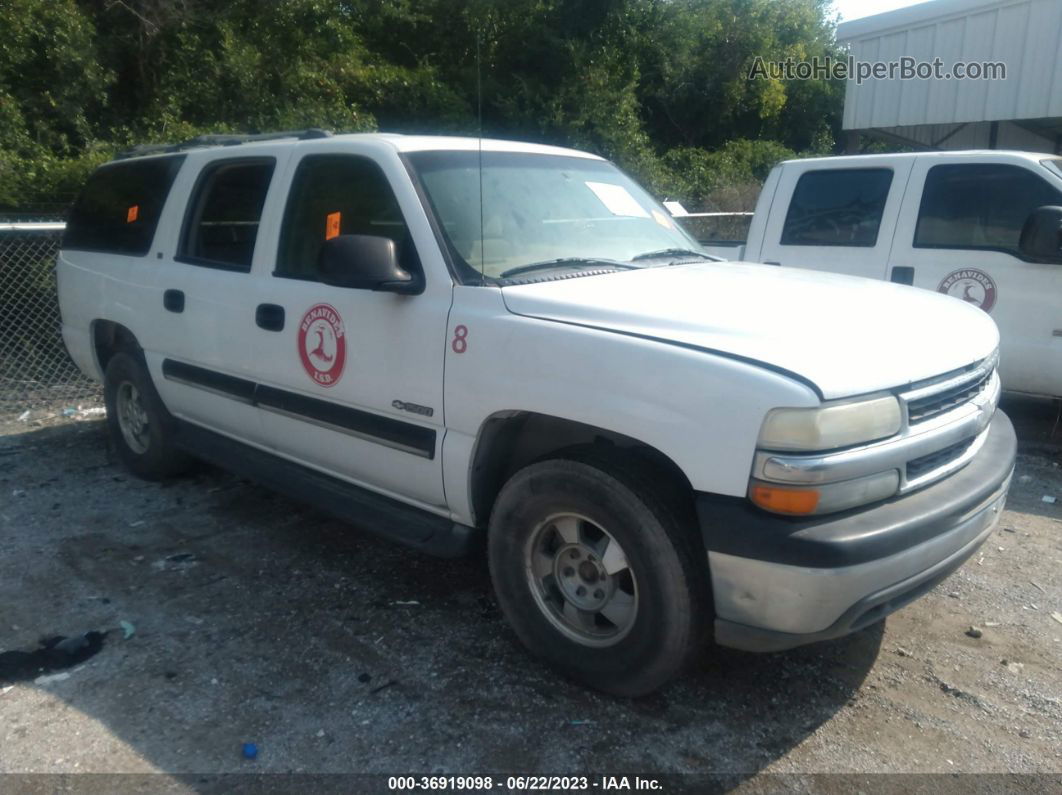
xmin=699 ymin=411 xmax=1016 ymax=652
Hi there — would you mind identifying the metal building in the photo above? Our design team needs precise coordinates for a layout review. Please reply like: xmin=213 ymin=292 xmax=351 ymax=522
xmin=836 ymin=0 xmax=1062 ymax=153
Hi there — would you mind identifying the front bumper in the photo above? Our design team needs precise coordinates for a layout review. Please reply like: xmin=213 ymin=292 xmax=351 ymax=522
xmin=697 ymin=411 xmax=1016 ymax=652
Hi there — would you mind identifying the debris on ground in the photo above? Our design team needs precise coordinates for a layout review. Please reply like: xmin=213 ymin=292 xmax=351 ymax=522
xmin=0 ymin=685 xmax=13 ymax=696
xmin=152 ymin=553 xmax=199 ymax=572
xmin=392 ymin=600 xmax=420 ymax=606
xmin=965 ymin=626 xmax=983 ymax=639
xmin=1002 ymin=660 xmax=1025 ymax=674
xmin=1042 ymin=495 xmax=1056 ymax=504
xmin=1051 ymin=611 xmax=1062 ymax=626
xmin=0 ymin=631 xmax=106 ymax=683
xmin=16 ymin=411 xmax=29 ymax=422
xmin=120 ymin=620 xmax=136 ymax=640
xmin=34 ymin=671 xmax=72 ymax=685
xmin=242 ymin=743 xmax=258 ymax=760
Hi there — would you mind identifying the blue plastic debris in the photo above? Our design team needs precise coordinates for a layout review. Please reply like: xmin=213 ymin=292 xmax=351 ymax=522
xmin=242 ymin=742 xmax=258 ymax=760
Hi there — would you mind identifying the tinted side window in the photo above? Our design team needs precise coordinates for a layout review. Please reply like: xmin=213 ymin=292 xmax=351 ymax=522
xmin=179 ymin=159 xmax=275 ymax=271
xmin=914 ymin=164 xmax=1062 ymax=256
xmin=277 ymin=155 xmax=419 ymax=280
xmin=63 ymin=155 xmax=186 ymax=255
xmin=781 ymin=168 xmax=893 ymax=247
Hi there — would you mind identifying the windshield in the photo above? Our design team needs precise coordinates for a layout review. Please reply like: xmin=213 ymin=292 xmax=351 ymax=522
xmin=406 ymin=150 xmax=707 ymax=282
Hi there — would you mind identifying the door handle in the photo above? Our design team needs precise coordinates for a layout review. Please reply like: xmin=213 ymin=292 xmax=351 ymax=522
xmin=255 ymin=303 xmax=285 ymax=332
xmin=890 ymin=266 xmax=915 ymax=285
xmin=163 ymin=289 xmax=184 ymax=313
xmin=763 ymin=260 xmax=781 ymax=266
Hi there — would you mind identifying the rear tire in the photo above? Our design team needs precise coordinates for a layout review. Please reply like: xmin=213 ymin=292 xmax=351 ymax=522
xmin=103 ymin=351 xmax=192 ymax=480
xmin=488 ymin=453 xmax=707 ymax=696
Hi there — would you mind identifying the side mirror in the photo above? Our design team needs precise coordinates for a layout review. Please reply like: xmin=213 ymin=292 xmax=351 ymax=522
xmin=318 ymin=234 xmax=419 ymax=293
xmin=1019 ymin=205 xmax=1062 ymax=263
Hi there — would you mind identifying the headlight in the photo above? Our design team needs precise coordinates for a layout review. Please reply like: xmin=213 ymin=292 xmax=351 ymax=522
xmin=757 ymin=396 xmax=901 ymax=452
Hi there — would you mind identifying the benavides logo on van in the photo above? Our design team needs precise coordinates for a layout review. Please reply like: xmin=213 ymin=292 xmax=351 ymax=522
xmin=298 ymin=303 xmax=346 ymax=387
xmin=937 ymin=268 xmax=997 ymax=313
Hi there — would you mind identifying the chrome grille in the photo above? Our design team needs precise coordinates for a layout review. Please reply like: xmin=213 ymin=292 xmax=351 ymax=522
xmin=906 ymin=369 xmax=992 ymax=424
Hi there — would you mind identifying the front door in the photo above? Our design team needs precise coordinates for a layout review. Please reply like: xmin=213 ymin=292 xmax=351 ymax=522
xmin=888 ymin=158 xmax=1062 ymax=395
xmin=248 ymin=146 xmax=451 ymax=510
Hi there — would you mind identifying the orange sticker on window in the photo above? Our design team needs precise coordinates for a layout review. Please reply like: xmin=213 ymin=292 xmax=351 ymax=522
xmin=326 ymin=212 xmax=341 ymax=240
xmin=126 ymin=205 xmax=139 ymax=223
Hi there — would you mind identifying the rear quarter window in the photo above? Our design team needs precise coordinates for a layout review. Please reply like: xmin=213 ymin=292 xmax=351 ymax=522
xmin=63 ymin=155 xmax=186 ymax=255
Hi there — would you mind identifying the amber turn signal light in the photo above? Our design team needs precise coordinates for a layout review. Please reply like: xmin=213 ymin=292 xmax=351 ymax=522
xmin=749 ymin=484 xmax=820 ymax=516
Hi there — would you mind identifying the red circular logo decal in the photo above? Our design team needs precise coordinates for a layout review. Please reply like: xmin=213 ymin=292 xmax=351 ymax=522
xmin=937 ymin=268 xmax=997 ymax=313
xmin=297 ymin=303 xmax=346 ymax=387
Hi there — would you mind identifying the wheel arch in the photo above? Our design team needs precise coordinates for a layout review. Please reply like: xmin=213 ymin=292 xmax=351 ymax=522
xmin=468 ymin=410 xmax=695 ymax=528
xmin=92 ymin=319 xmax=143 ymax=376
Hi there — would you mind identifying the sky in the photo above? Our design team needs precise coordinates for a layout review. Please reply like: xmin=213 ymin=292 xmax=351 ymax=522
xmin=832 ymin=0 xmax=935 ymax=22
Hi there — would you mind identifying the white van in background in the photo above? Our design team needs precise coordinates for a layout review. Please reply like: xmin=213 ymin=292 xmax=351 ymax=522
xmin=694 ymin=151 xmax=1062 ymax=398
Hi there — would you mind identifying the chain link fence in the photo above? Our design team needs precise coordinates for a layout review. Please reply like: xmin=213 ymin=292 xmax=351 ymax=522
xmin=0 ymin=221 xmax=102 ymax=415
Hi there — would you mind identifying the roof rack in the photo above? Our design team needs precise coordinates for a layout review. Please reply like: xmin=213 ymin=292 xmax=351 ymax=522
xmin=114 ymin=128 xmax=333 ymax=160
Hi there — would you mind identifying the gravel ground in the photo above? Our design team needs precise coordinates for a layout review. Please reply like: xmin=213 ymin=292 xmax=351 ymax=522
xmin=0 ymin=394 xmax=1060 ymax=792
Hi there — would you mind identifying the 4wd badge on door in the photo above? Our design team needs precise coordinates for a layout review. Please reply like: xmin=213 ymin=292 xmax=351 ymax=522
xmin=937 ymin=269 xmax=997 ymax=313
xmin=298 ymin=303 xmax=346 ymax=387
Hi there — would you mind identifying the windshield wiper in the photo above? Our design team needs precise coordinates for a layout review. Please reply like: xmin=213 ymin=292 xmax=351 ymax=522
xmin=499 ymin=257 xmax=634 ymax=279
xmin=630 ymin=247 xmax=717 ymax=262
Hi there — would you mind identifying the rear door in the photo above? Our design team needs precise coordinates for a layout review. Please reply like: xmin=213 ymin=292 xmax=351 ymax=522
xmin=756 ymin=159 xmax=912 ymax=278
xmin=888 ymin=157 xmax=1062 ymax=396
xmin=146 ymin=149 xmax=290 ymax=444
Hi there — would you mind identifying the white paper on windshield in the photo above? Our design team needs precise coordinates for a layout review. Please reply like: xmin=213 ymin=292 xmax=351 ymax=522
xmin=585 ymin=181 xmax=650 ymax=218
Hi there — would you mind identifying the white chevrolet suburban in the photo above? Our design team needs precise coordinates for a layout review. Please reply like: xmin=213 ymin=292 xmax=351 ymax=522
xmin=695 ymin=150 xmax=1062 ymax=398
xmin=58 ymin=131 xmax=1016 ymax=696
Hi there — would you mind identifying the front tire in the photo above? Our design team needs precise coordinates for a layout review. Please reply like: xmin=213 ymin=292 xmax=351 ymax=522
xmin=488 ymin=454 xmax=707 ymax=696
xmin=103 ymin=351 xmax=192 ymax=480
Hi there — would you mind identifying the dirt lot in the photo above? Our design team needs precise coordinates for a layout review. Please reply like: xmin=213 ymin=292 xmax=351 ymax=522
xmin=0 ymin=395 xmax=1060 ymax=792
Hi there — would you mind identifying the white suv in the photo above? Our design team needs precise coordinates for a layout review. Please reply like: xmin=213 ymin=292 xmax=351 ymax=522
xmin=58 ymin=130 xmax=1015 ymax=695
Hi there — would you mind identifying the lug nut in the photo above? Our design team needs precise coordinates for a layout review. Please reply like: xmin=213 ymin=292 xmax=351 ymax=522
xmin=563 ymin=567 xmax=574 ymax=577
xmin=594 ymin=589 xmax=604 ymax=599
xmin=576 ymin=586 xmax=586 ymax=597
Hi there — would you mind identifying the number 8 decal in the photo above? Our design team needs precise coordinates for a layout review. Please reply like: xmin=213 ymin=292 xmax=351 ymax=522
xmin=451 ymin=324 xmax=468 ymax=354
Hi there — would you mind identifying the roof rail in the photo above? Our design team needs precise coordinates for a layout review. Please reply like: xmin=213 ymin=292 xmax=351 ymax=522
xmin=114 ymin=128 xmax=333 ymax=160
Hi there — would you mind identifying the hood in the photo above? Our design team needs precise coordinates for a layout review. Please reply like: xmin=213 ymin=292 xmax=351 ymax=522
xmin=500 ymin=262 xmax=999 ymax=400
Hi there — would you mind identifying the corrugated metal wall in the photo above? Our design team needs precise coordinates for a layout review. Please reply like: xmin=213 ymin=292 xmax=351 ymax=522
xmin=838 ymin=0 xmax=1062 ymax=131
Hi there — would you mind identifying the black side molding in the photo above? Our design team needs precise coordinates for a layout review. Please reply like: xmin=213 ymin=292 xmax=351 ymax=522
xmin=161 ymin=358 xmax=436 ymax=459
xmin=256 ymin=385 xmax=436 ymax=458
xmin=162 ymin=359 xmax=255 ymax=403
xmin=175 ymin=420 xmax=478 ymax=558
